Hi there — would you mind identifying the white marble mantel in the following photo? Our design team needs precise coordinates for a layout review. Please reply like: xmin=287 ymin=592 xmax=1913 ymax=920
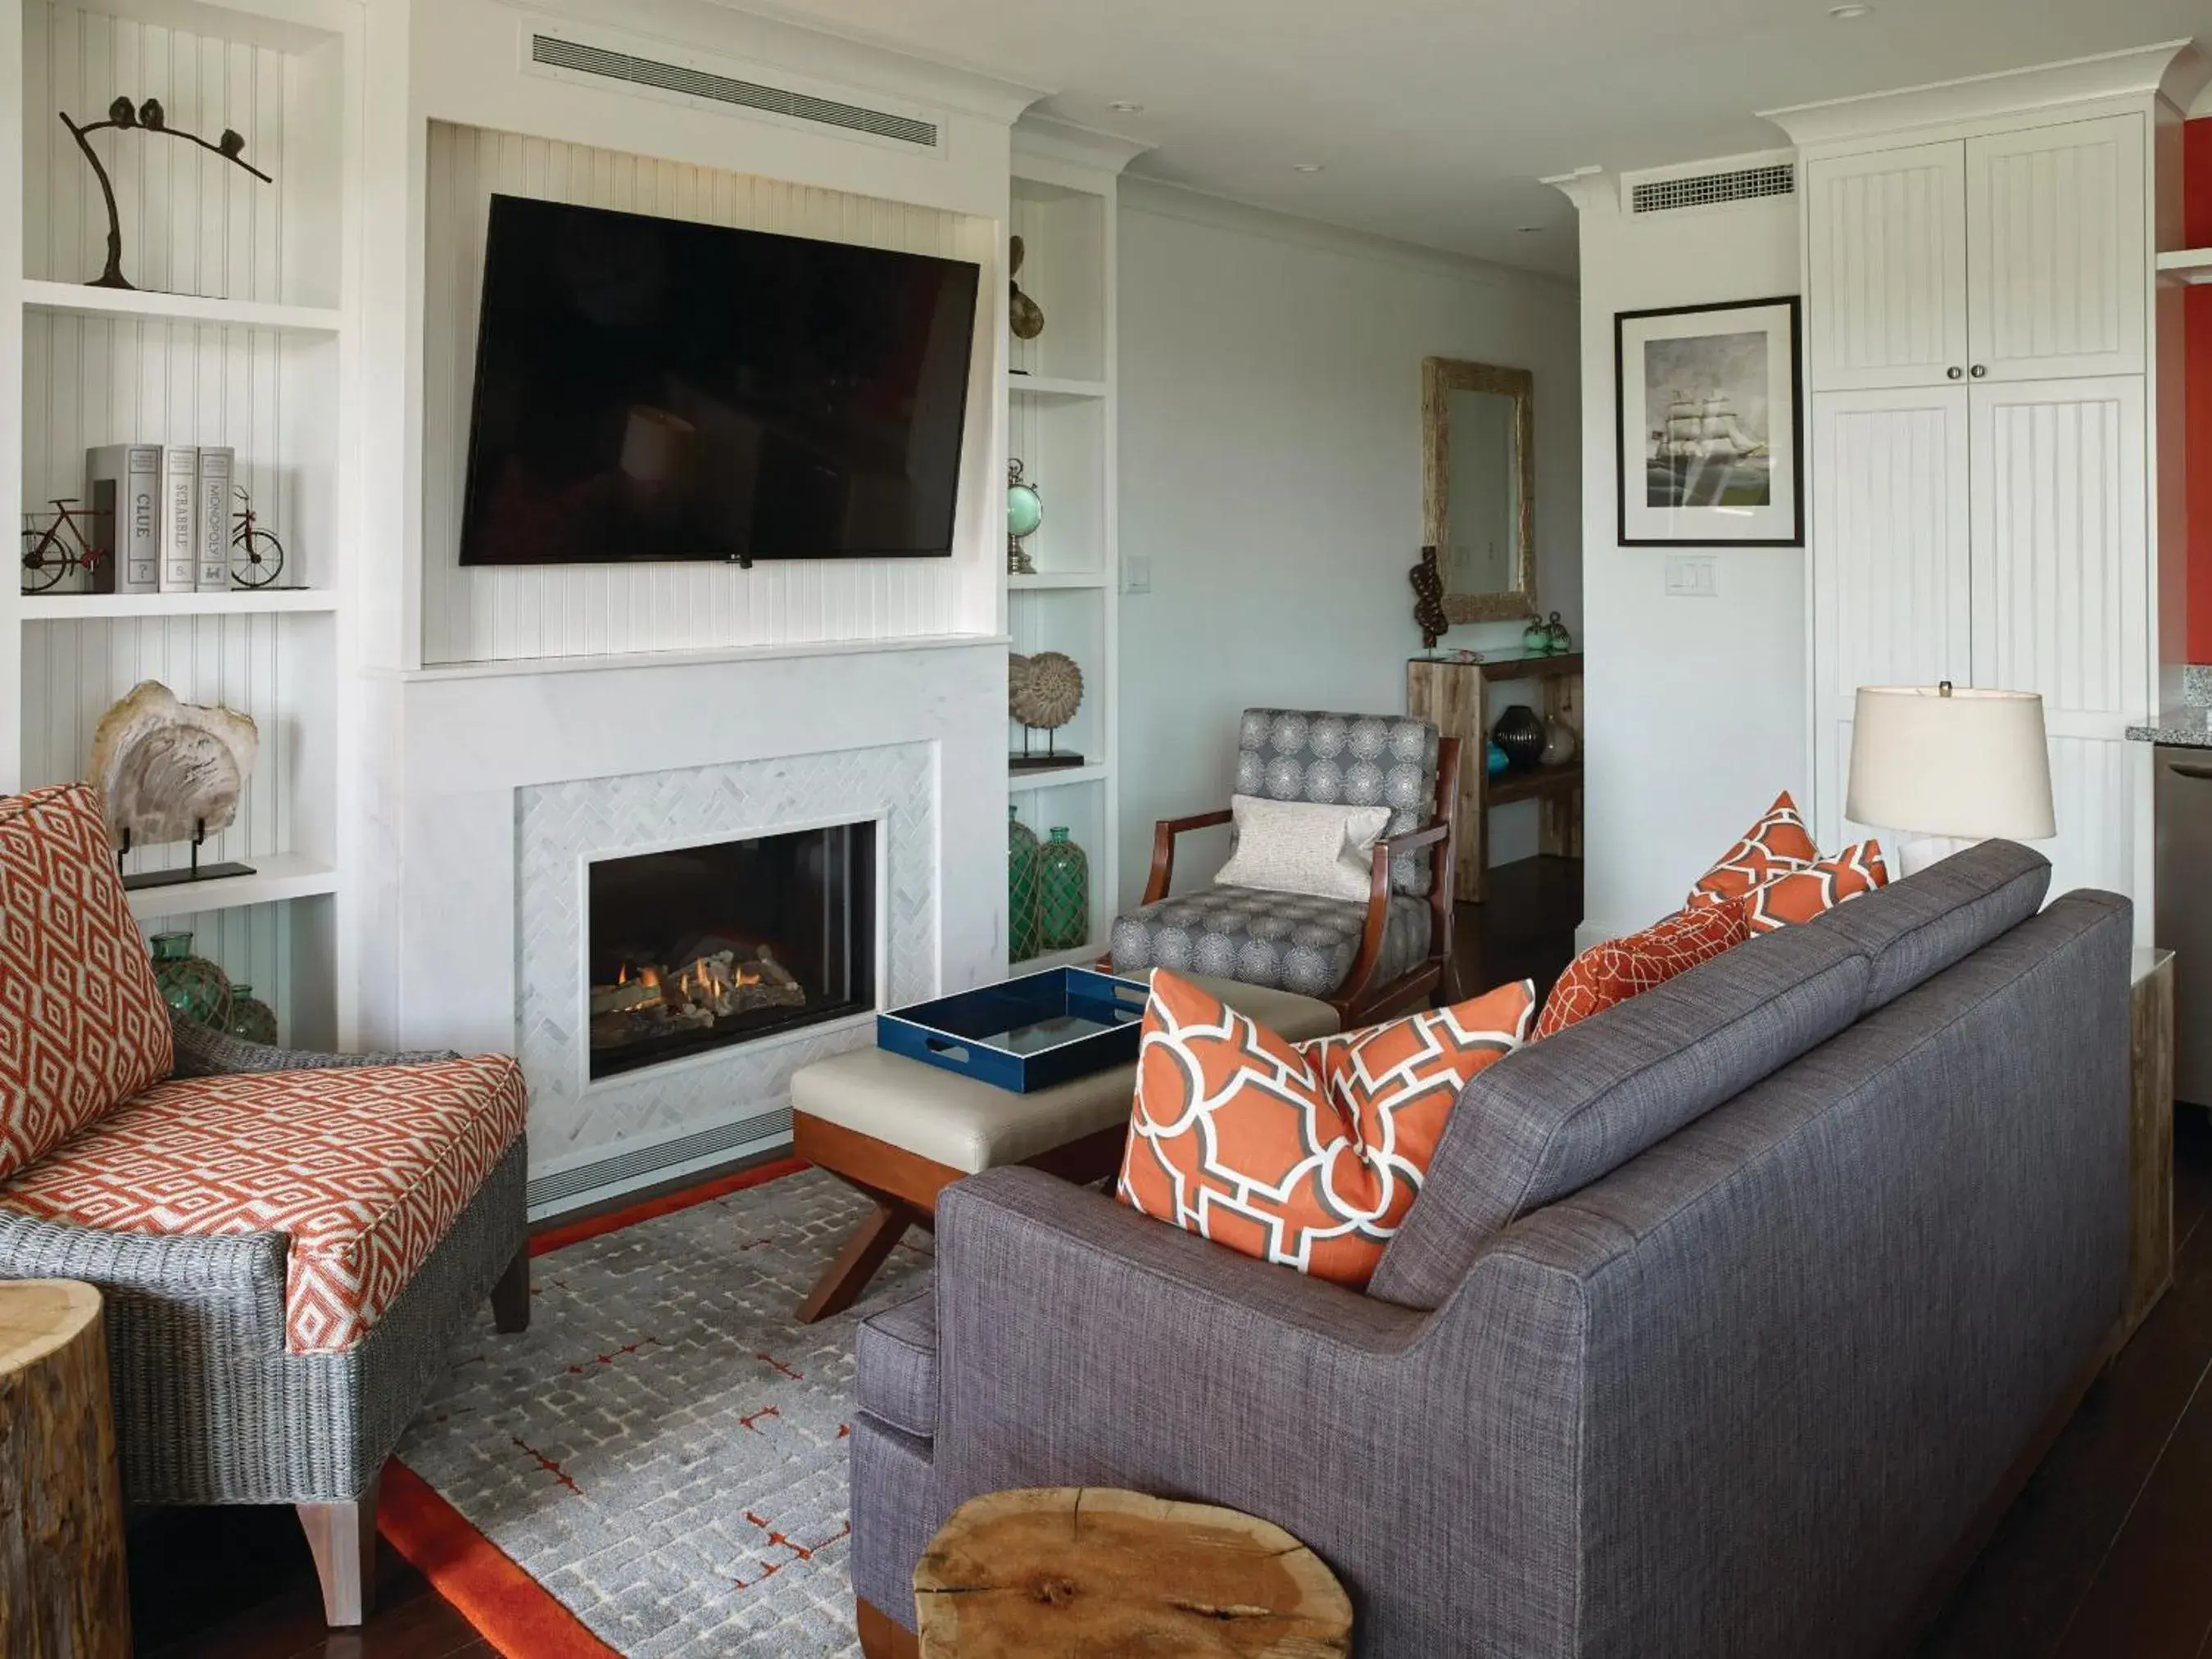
xmin=353 ymin=634 xmax=1009 ymax=1183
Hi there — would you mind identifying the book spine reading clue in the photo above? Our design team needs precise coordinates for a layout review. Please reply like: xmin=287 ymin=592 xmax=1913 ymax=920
xmin=196 ymin=447 xmax=234 ymax=592
xmin=85 ymin=444 xmax=162 ymax=594
xmin=158 ymin=445 xmax=199 ymax=593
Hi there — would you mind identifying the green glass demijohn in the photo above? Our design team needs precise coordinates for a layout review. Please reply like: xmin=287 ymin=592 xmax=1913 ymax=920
xmin=149 ymin=930 xmax=231 ymax=1028
xmin=1009 ymin=807 xmax=1042 ymax=963
xmin=224 ymin=982 xmax=279 ymax=1046
xmin=1036 ymin=827 xmax=1090 ymax=954
xmin=1521 ymin=614 xmax=1554 ymax=656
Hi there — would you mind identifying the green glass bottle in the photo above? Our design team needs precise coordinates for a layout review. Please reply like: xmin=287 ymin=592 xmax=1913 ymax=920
xmin=1037 ymin=827 xmax=1090 ymax=954
xmin=1009 ymin=807 xmax=1042 ymax=963
xmin=224 ymin=982 xmax=279 ymax=1046
xmin=149 ymin=930 xmax=232 ymax=1028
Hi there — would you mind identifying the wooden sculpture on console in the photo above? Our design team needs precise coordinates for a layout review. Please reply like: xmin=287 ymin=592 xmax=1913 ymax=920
xmin=89 ymin=681 xmax=260 ymax=889
xmin=1410 ymin=544 xmax=1450 ymax=650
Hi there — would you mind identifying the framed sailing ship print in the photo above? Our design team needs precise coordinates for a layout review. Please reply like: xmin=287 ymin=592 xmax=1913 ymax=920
xmin=1616 ymin=297 xmax=1802 ymax=546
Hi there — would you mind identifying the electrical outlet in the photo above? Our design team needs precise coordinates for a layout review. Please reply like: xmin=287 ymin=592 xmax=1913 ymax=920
xmin=1664 ymin=555 xmax=1718 ymax=598
xmin=1122 ymin=555 xmax=1153 ymax=596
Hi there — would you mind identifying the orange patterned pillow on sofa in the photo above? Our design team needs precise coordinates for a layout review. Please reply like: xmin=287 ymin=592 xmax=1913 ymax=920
xmin=1117 ymin=969 xmax=1534 ymax=1287
xmin=1686 ymin=791 xmax=1819 ymax=911
xmin=0 ymin=784 xmax=173 ymax=1181
xmin=1741 ymin=841 xmax=1890 ymax=933
xmin=1534 ymin=900 xmax=1750 ymax=1040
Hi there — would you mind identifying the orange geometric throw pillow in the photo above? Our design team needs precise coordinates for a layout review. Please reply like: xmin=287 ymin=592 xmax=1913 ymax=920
xmin=1741 ymin=840 xmax=1890 ymax=933
xmin=1534 ymin=900 xmax=1750 ymax=1040
xmin=1116 ymin=968 xmax=1534 ymax=1287
xmin=1686 ymin=791 xmax=1819 ymax=912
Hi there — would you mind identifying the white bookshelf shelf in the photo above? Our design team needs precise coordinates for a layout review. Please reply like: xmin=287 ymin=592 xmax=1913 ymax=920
xmin=1010 ymin=571 xmax=1111 ymax=591
xmin=20 ymin=279 xmax=344 ymax=334
xmin=1007 ymin=373 xmax=1108 ymax=401
xmin=125 ymin=853 xmax=338 ymax=922
xmin=2157 ymin=247 xmax=2212 ymax=283
xmin=18 ymin=588 xmax=338 ymax=620
xmin=1011 ymin=762 xmax=1111 ymax=789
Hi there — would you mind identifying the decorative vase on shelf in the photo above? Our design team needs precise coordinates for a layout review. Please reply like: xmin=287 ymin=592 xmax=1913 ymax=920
xmin=1491 ymin=705 xmax=1546 ymax=773
xmin=1009 ymin=808 xmax=1042 ymax=963
xmin=224 ymin=982 xmax=279 ymax=1046
xmin=1543 ymin=611 xmax=1573 ymax=655
xmin=1486 ymin=741 xmax=1509 ymax=778
xmin=1521 ymin=616 xmax=1553 ymax=657
xmin=1037 ymin=827 xmax=1090 ymax=953
xmin=1540 ymin=715 xmax=1580 ymax=768
xmin=149 ymin=930 xmax=230 ymax=1028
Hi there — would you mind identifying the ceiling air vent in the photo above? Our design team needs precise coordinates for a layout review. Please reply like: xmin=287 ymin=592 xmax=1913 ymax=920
xmin=1633 ymin=162 xmax=1795 ymax=214
xmin=528 ymin=33 xmax=940 ymax=150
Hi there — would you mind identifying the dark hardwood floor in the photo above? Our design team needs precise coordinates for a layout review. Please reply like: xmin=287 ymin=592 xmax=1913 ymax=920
xmin=127 ymin=857 xmax=2212 ymax=1656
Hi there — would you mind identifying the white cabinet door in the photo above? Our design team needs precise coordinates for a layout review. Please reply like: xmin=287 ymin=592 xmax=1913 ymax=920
xmin=1805 ymin=142 xmax=1969 ymax=393
xmin=1808 ymin=387 xmax=1973 ymax=850
xmin=1966 ymin=115 xmax=2146 ymax=382
xmin=1968 ymin=376 xmax=2149 ymax=903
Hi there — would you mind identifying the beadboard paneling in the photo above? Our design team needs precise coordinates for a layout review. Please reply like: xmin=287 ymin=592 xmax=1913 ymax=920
xmin=25 ymin=1 xmax=319 ymax=303
xmin=1806 ymin=141 xmax=1969 ymax=392
xmin=419 ymin=121 xmax=998 ymax=666
xmin=20 ymin=613 xmax=300 ymax=878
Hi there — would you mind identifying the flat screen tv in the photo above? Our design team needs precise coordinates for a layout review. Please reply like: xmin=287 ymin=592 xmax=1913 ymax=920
xmin=458 ymin=195 xmax=981 ymax=567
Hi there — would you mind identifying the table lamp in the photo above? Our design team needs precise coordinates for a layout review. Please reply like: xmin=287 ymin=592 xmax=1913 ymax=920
xmin=1845 ymin=683 xmax=2056 ymax=877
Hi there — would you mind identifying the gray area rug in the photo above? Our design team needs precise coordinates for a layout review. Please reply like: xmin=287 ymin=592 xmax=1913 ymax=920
xmin=397 ymin=1166 xmax=931 ymax=1657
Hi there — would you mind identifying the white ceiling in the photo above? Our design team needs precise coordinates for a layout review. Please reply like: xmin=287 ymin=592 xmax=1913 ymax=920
xmin=719 ymin=0 xmax=2208 ymax=276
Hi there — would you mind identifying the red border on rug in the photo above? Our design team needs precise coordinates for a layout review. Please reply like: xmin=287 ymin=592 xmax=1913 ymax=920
xmin=529 ymin=1155 xmax=810 ymax=1257
xmin=379 ymin=1457 xmax=619 ymax=1659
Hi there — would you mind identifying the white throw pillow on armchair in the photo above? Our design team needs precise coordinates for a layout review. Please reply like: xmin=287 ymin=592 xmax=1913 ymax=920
xmin=1213 ymin=795 xmax=1393 ymax=904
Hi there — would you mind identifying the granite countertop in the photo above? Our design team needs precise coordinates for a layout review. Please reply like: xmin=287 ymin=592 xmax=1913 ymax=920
xmin=2126 ymin=665 xmax=2212 ymax=748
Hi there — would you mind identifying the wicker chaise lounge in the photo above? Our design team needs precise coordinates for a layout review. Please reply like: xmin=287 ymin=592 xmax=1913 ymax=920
xmin=0 ymin=782 xmax=530 ymax=1625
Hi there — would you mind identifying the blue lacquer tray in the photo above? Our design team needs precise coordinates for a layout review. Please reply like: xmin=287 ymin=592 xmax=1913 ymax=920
xmin=877 ymin=967 xmax=1151 ymax=1094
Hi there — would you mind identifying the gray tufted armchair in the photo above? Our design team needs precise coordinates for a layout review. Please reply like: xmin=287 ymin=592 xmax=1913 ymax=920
xmin=1108 ymin=709 xmax=1461 ymax=1025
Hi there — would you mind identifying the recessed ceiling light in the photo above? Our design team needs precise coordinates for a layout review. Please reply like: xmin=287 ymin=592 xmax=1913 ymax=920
xmin=1108 ymin=100 xmax=1145 ymax=114
xmin=1294 ymin=163 xmax=1326 ymax=174
xmin=1828 ymin=3 xmax=1872 ymax=16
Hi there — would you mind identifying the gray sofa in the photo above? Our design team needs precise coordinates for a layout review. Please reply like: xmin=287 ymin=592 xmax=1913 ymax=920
xmin=850 ymin=841 xmax=2132 ymax=1657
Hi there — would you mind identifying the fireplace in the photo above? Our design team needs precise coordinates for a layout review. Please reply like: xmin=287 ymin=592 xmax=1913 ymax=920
xmin=586 ymin=823 xmax=877 ymax=1080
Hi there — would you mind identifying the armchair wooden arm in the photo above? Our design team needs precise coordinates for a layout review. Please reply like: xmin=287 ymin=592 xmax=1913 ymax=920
xmin=1142 ymin=809 xmax=1235 ymax=904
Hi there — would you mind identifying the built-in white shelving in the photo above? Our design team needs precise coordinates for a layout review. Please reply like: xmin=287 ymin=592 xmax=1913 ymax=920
xmin=20 ymin=279 xmax=345 ymax=334
xmin=5 ymin=0 xmax=365 ymax=1049
xmin=2156 ymin=247 xmax=2212 ymax=283
xmin=1002 ymin=120 xmax=1144 ymax=971
xmin=124 ymin=853 xmax=339 ymax=922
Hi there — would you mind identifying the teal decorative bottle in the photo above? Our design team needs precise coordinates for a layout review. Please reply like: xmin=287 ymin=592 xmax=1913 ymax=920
xmin=1037 ymin=827 xmax=1090 ymax=953
xmin=1009 ymin=807 xmax=1042 ymax=963
xmin=149 ymin=930 xmax=231 ymax=1028
xmin=224 ymin=982 xmax=279 ymax=1045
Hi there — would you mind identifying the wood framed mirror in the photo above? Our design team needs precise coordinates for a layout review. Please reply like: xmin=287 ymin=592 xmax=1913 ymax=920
xmin=1422 ymin=358 xmax=1535 ymax=623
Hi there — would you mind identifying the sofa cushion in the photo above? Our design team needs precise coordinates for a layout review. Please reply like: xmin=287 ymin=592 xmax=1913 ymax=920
xmin=0 ymin=784 xmax=173 ymax=1181
xmin=857 ymin=1291 xmax=938 ymax=1439
xmin=1236 ymin=709 xmax=1440 ymax=896
xmin=1368 ymin=926 xmax=1869 ymax=1309
xmin=1109 ymin=887 xmax=1430 ymax=998
xmin=1534 ymin=901 xmax=1749 ymax=1040
xmin=1685 ymin=791 xmax=1820 ymax=911
xmin=0 ymin=1054 xmax=528 ymax=1353
xmin=1117 ymin=969 xmax=1533 ymax=1287
xmin=1807 ymin=837 xmax=2051 ymax=1013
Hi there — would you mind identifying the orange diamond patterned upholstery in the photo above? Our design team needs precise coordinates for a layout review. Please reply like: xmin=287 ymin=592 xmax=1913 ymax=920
xmin=0 ymin=783 xmax=173 ymax=1181
xmin=0 ymin=1056 xmax=528 ymax=1353
xmin=1117 ymin=968 xmax=1533 ymax=1288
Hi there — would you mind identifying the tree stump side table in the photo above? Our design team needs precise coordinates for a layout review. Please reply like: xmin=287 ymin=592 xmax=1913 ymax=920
xmin=0 ymin=1280 xmax=131 ymax=1659
xmin=913 ymin=1486 xmax=1351 ymax=1658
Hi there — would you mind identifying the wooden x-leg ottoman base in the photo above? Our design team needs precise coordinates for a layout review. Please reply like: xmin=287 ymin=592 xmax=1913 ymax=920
xmin=791 ymin=1113 xmax=1123 ymax=1322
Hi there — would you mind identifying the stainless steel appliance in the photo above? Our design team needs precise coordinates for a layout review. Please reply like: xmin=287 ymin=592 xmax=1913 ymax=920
xmin=2155 ymin=746 xmax=2212 ymax=1106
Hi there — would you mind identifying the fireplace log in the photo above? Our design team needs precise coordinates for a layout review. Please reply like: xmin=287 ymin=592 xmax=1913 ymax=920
xmin=590 ymin=981 xmax=663 ymax=1018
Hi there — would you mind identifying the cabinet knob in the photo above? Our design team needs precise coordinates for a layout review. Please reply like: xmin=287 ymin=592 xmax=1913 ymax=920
xmin=1946 ymin=366 xmax=1964 ymax=380
xmin=1969 ymin=364 xmax=1988 ymax=378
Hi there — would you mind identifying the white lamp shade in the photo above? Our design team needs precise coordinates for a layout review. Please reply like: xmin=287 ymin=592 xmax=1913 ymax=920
xmin=1846 ymin=686 xmax=2056 ymax=841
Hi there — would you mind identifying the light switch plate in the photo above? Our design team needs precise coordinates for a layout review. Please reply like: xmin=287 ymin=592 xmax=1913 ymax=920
xmin=1122 ymin=555 xmax=1153 ymax=596
xmin=1665 ymin=555 xmax=1717 ymax=598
